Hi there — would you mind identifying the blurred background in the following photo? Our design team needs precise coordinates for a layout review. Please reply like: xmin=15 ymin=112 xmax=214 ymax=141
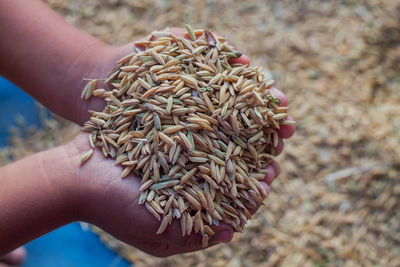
xmin=0 ymin=0 xmax=399 ymax=266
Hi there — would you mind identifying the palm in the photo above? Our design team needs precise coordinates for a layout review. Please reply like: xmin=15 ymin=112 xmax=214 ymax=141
xmin=70 ymin=28 xmax=295 ymax=256
xmin=75 ymin=28 xmax=190 ymax=125
xmin=73 ymin=133 xmax=234 ymax=256
xmin=75 ymin=27 xmax=253 ymax=125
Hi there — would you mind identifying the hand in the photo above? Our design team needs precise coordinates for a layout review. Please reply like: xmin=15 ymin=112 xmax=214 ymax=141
xmin=0 ymin=247 xmax=25 ymax=266
xmin=61 ymin=28 xmax=295 ymax=257
xmin=71 ymin=27 xmax=252 ymax=124
xmin=0 ymin=1 xmax=295 ymax=256
xmin=64 ymin=56 xmax=294 ymax=257
xmin=66 ymin=120 xmax=294 ymax=257
xmin=87 ymin=27 xmax=295 ymax=185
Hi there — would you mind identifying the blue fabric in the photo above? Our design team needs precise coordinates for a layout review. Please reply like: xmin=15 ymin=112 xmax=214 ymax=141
xmin=0 ymin=77 xmax=43 ymax=146
xmin=22 ymin=224 xmax=129 ymax=267
xmin=0 ymin=77 xmax=130 ymax=267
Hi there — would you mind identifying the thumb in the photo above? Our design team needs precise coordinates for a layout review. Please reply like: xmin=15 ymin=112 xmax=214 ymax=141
xmin=0 ymin=247 xmax=26 ymax=265
xmin=208 ymin=223 xmax=234 ymax=245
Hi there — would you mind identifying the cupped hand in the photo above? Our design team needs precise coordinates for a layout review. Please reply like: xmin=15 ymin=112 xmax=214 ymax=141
xmin=74 ymin=27 xmax=251 ymax=125
xmin=65 ymin=28 xmax=295 ymax=257
xmin=68 ymin=134 xmax=233 ymax=257
xmin=66 ymin=118 xmax=294 ymax=257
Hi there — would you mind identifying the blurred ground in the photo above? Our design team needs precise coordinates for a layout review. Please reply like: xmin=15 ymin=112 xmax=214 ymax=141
xmin=1 ymin=0 xmax=399 ymax=266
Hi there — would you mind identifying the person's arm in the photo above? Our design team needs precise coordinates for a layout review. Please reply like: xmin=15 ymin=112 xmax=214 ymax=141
xmin=0 ymin=0 xmax=253 ymax=126
xmin=0 ymin=144 xmax=78 ymax=256
xmin=0 ymin=84 xmax=293 ymax=258
xmin=0 ymin=0 xmax=295 ymax=258
xmin=0 ymin=0 xmax=109 ymax=124
xmin=0 ymin=134 xmax=237 ymax=258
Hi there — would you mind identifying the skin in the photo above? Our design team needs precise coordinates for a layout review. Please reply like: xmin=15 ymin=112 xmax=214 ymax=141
xmin=0 ymin=0 xmax=295 ymax=264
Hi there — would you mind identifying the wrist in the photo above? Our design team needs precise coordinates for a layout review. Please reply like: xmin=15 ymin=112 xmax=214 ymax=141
xmin=57 ymin=40 xmax=112 ymax=125
xmin=0 ymin=145 xmax=80 ymax=254
xmin=65 ymin=40 xmax=109 ymax=93
xmin=61 ymin=135 xmax=92 ymax=222
xmin=38 ymin=144 xmax=82 ymax=224
xmin=62 ymin=133 xmax=107 ymax=223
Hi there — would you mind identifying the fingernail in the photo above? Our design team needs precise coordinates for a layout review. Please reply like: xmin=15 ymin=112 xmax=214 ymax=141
xmin=265 ymin=165 xmax=276 ymax=185
xmin=213 ymin=230 xmax=232 ymax=243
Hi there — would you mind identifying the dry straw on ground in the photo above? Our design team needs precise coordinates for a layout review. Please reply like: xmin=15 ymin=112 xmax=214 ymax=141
xmin=1 ymin=0 xmax=399 ymax=266
xmin=80 ymin=26 xmax=291 ymax=244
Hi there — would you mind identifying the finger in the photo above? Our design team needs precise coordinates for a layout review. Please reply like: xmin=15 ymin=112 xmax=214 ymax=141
xmin=210 ymin=225 xmax=234 ymax=244
xmin=270 ymin=86 xmax=288 ymax=107
xmin=278 ymin=115 xmax=296 ymax=139
xmin=260 ymin=181 xmax=270 ymax=198
xmin=274 ymin=138 xmax=284 ymax=156
xmin=0 ymin=247 xmax=26 ymax=265
xmin=264 ymin=160 xmax=281 ymax=185
xmin=125 ymin=27 xmax=186 ymax=53
xmin=247 ymin=161 xmax=281 ymax=215
xmin=164 ymin=27 xmax=187 ymax=37
xmin=245 ymin=161 xmax=279 ymax=216
xmin=268 ymin=87 xmax=296 ymax=139
xmin=228 ymin=53 xmax=251 ymax=66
